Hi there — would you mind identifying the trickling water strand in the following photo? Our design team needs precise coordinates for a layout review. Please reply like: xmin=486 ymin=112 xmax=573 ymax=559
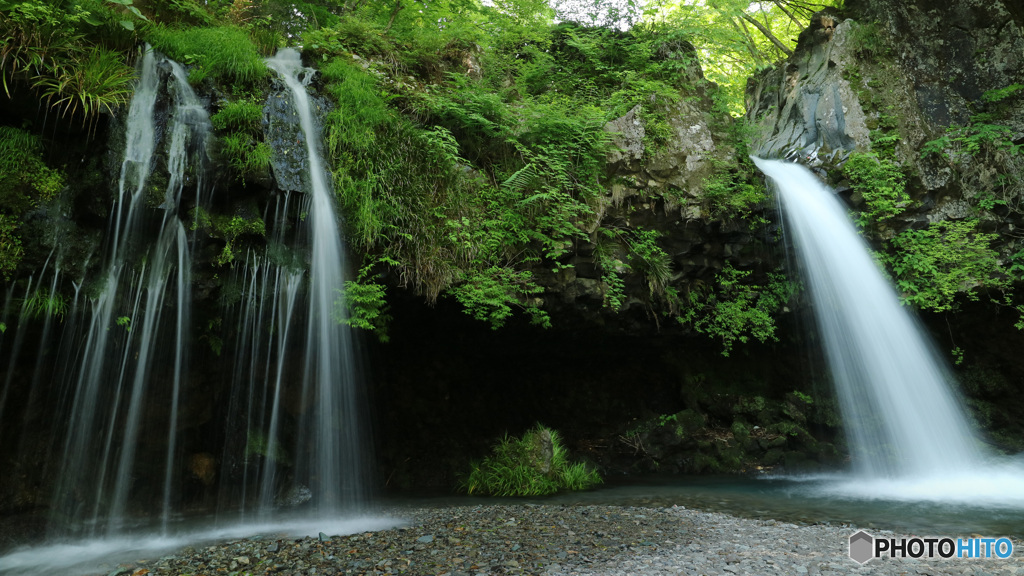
xmin=753 ymin=158 xmax=983 ymax=477
xmin=0 ymin=276 xmax=36 ymax=434
xmin=266 ymin=48 xmax=366 ymax=514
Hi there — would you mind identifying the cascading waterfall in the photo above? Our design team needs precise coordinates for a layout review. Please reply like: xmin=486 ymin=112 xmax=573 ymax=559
xmin=756 ymin=157 xmax=1024 ymax=503
xmin=0 ymin=44 xmax=389 ymax=575
xmin=45 ymin=46 xmax=211 ymax=535
xmin=263 ymin=48 xmax=367 ymax=515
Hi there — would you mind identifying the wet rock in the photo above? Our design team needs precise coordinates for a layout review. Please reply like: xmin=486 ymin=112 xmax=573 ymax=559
xmin=276 ymin=484 xmax=312 ymax=507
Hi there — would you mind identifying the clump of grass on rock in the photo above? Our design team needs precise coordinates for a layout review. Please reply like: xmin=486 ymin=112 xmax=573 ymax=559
xmin=463 ymin=425 xmax=602 ymax=496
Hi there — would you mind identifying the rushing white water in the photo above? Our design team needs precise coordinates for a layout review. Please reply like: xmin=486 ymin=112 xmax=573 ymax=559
xmin=755 ymin=157 xmax=1024 ymax=502
xmin=0 ymin=516 xmax=400 ymax=576
xmin=264 ymin=48 xmax=367 ymax=514
xmin=754 ymin=157 xmax=982 ymax=477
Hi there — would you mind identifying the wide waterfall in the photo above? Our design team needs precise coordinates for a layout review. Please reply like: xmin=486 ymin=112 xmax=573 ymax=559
xmin=756 ymin=157 xmax=1024 ymax=504
xmin=0 ymin=46 xmax=387 ymax=574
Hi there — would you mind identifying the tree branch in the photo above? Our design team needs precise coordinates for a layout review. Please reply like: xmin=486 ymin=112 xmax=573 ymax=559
xmin=740 ymin=11 xmax=794 ymax=56
xmin=384 ymin=0 xmax=404 ymax=32
xmin=772 ymin=0 xmax=805 ymax=28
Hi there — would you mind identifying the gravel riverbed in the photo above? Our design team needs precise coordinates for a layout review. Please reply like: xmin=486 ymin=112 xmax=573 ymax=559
xmin=85 ymin=504 xmax=1023 ymax=576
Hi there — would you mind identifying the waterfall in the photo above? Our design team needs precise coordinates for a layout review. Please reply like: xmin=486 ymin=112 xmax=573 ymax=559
xmin=0 ymin=46 xmax=387 ymax=574
xmin=753 ymin=158 xmax=1024 ymax=506
xmin=754 ymin=157 xmax=983 ymax=478
xmin=263 ymin=48 xmax=367 ymax=515
xmin=45 ymin=46 xmax=211 ymax=535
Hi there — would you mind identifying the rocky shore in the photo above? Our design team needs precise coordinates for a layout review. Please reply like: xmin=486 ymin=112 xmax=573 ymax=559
xmin=73 ymin=504 xmax=1022 ymax=576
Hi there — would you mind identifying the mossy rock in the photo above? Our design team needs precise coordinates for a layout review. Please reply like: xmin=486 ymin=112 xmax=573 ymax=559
xmin=763 ymin=448 xmax=785 ymax=465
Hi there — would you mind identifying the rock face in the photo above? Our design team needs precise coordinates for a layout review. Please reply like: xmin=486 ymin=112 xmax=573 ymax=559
xmin=746 ymin=14 xmax=870 ymax=161
xmin=263 ymin=75 xmax=333 ymax=194
xmin=748 ymin=0 xmax=1024 ymax=181
xmin=264 ymin=84 xmax=306 ymax=193
xmin=532 ymin=68 xmax=777 ymax=330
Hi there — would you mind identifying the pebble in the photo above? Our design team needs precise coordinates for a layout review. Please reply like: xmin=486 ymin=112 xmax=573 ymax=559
xmin=88 ymin=504 xmax=1023 ymax=576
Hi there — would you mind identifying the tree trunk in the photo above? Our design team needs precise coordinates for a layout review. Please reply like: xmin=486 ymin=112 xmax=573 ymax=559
xmin=384 ymin=0 xmax=404 ymax=32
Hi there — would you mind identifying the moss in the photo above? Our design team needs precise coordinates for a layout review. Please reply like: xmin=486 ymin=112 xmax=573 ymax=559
xmin=191 ymin=207 xmax=266 ymax=266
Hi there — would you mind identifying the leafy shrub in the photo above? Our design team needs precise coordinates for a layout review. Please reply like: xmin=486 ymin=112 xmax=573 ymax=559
xmin=220 ymin=132 xmax=271 ymax=182
xmin=32 ymin=45 xmax=135 ymax=131
xmin=0 ymin=214 xmax=23 ymax=280
xmin=335 ymin=262 xmax=393 ymax=343
xmin=680 ymin=264 xmax=793 ymax=356
xmin=463 ymin=425 xmax=602 ymax=496
xmin=0 ymin=126 xmax=64 ymax=212
xmin=883 ymin=219 xmax=1007 ymax=312
xmin=702 ymin=159 xmax=768 ymax=220
xmin=23 ymin=289 xmax=68 ymax=319
xmin=191 ymin=208 xmax=266 ymax=266
xmin=843 ymin=152 xmax=909 ymax=227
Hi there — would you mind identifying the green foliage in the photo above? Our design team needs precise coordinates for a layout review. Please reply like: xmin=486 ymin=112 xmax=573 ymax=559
xmin=116 ymin=315 xmax=131 ymax=331
xmin=23 ymin=290 xmax=68 ymax=320
xmin=0 ymin=214 xmax=22 ymax=280
xmin=656 ymin=0 xmax=841 ymax=112
xmin=920 ymin=83 xmax=1023 ymax=215
xmin=0 ymin=127 xmax=64 ymax=278
xmin=220 ymin=132 xmax=271 ymax=180
xmin=702 ymin=159 xmax=768 ymax=220
xmin=335 ymin=262 xmax=393 ymax=343
xmin=594 ymin=229 xmax=628 ymax=311
xmin=245 ymin=429 xmax=289 ymax=464
xmin=791 ymin=390 xmax=813 ymax=405
xmin=883 ymin=219 xmax=1007 ymax=312
xmin=680 ymin=264 xmax=793 ymax=356
xmin=319 ymin=42 xmax=610 ymax=328
xmin=210 ymin=98 xmax=262 ymax=131
xmin=980 ymin=83 xmax=1024 ymax=105
xmin=846 ymin=21 xmax=888 ymax=60
xmin=32 ymin=44 xmax=135 ymax=131
xmin=450 ymin=267 xmax=549 ymax=329
xmin=191 ymin=208 xmax=266 ymax=265
xmin=595 ymin=227 xmax=673 ymax=305
xmin=843 ymin=152 xmax=909 ymax=227
xmin=211 ymin=97 xmax=270 ymax=182
xmin=624 ymin=228 xmax=672 ymax=296
xmin=145 ymin=25 xmax=268 ymax=87
xmin=0 ymin=0 xmax=139 ymax=129
xmin=0 ymin=126 xmax=65 ymax=213
xmin=462 ymin=425 xmax=601 ymax=496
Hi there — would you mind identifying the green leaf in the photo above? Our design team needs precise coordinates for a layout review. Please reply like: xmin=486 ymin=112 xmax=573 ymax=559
xmin=119 ymin=19 xmax=135 ymax=30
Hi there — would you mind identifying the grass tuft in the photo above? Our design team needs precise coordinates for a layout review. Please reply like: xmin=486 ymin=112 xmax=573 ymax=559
xmin=462 ymin=425 xmax=602 ymax=496
xmin=145 ymin=24 xmax=268 ymax=87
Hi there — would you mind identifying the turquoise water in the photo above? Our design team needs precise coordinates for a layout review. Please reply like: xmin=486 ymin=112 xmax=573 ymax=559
xmin=394 ymin=474 xmax=1024 ymax=538
xmin=543 ymin=475 xmax=1024 ymax=538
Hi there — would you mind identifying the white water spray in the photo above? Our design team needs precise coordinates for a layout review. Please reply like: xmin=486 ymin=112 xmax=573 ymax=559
xmin=756 ymin=157 xmax=1024 ymax=504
